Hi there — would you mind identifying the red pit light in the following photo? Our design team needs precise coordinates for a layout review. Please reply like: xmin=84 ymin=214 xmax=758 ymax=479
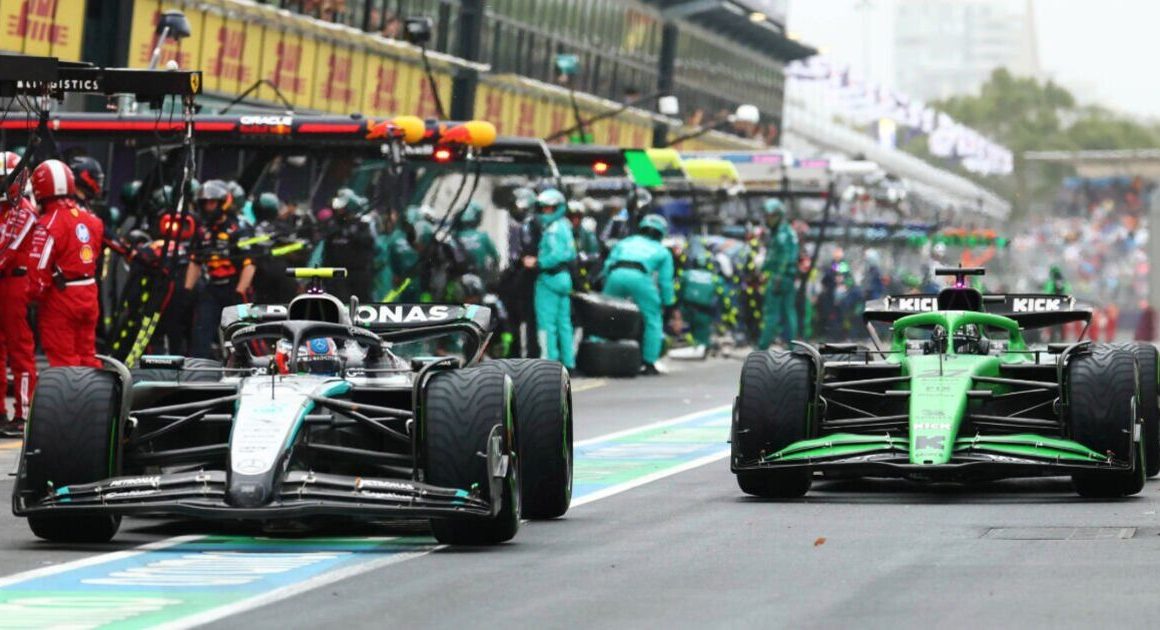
xmin=593 ymin=160 xmax=610 ymax=175
xmin=434 ymin=147 xmax=453 ymax=163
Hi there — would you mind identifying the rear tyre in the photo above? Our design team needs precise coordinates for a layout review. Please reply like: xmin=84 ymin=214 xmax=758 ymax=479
xmin=1113 ymin=343 xmax=1159 ymax=477
xmin=23 ymin=368 xmax=122 ymax=543
xmin=425 ymin=365 xmax=520 ymax=545
xmin=492 ymin=359 xmax=573 ymax=519
xmin=732 ymin=350 xmax=813 ymax=498
xmin=131 ymin=358 xmax=223 ymax=384
xmin=1068 ymin=345 xmax=1145 ymax=498
xmin=577 ymin=340 xmax=641 ymax=378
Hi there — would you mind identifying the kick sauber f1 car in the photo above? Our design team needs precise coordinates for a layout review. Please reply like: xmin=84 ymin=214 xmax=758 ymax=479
xmin=732 ymin=267 xmax=1157 ymax=499
xmin=13 ymin=268 xmax=573 ymax=545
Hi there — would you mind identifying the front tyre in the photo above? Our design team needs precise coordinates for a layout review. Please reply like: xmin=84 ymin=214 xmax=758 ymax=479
xmin=492 ymin=359 xmax=573 ymax=519
xmin=425 ymin=365 xmax=520 ymax=545
xmin=23 ymin=368 xmax=122 ymax=542
xmin=732 ymin=350 xmax=813 ymax=498
xmin=1068 ymin=345 xmax=1145 ymax=498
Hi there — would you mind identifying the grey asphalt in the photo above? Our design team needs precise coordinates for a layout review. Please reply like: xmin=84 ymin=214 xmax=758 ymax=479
xmin=4 ymin=358 xmax=1160 ymax=628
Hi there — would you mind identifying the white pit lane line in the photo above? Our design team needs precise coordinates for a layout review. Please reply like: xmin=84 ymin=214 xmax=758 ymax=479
xmin=0 ymin=404 xmax=732 ymax=628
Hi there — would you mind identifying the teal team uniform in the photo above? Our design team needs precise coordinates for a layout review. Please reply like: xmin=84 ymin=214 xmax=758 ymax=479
xmin=603 ymin=215 xmax=675 ymax=365
xmin=534 ymin=190 xmax=578 ymax=369
xmin=679 ymin=259 xmax=725 ymax=346
xmin=758 ymin=199 xmax=799 ymax=349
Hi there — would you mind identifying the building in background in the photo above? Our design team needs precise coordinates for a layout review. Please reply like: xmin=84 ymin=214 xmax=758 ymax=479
xmin=0 ymin=0 xmax=814 ymax=149
xmin=894 ymin=0 xmax=1039 ymax=101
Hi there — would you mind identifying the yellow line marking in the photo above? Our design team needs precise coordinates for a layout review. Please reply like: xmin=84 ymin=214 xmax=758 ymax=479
xmin=0 ymin=441 xmax=23 ymax=449
xmin=572 ymin=378 xmax=607 ymax=393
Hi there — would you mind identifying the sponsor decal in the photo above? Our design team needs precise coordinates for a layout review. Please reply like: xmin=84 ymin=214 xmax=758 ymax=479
xmin=211 ymin=23 xmax=251 ymax=85
xmin=272 ymin=39 xmax=306 ymax=98
xmin=239 ymin=115 xmax=292 ymax=127
xmin=239 ymin=115 xmax=291 ymax=135
xmin=102 ymin=489 xmax=159 ymax=500
xmin=355 ymin=478 xmax=416 ymax=492
xmin=915 ymin=436 xmax=946 ymax=450
xmin=367 ymin=61 xmax=399 ymax=114
xmin=15 ymin=79 xmax=101 ymax=92
xmin=75 ymin=223 xmax=91 ymax=243
xmin=320 ymin=50 xmax=355 ymax=107
xmin=7 ymin=0 xmax=71 ymax=46
xmin=358 ymin=491 xmax=413 ymax=502
xmin=913 ymin=422 xmax=950 ymax=431
xmin=108 ymin=476 xmax=161 ymax=489
xmin=896 ymin=297 xmax=937 ymax=312
xmin=79 ymin=244 xmax=94 ymax=264
xmin=1012 ymin=297 xmax=1064 ymax=312
xmin=356 ymin=304 xmax=454 ymax=325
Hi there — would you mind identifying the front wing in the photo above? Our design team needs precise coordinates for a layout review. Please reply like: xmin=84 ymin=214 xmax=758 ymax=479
xmin=14 ymin=466 xmax=505 ymax=521
xmin=732 ymin=433 xmax=1132 ymax=482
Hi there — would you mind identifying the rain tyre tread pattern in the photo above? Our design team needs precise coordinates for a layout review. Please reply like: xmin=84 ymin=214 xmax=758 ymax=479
xmin=24 ymin=367 xmax=122 ymax=542
xmin=425 ymin=365 xmax=520 ymax=545
xmin=1068 ymin=345 xmax=1145 ymax=498
xmin=733 ymin=350 xmax=813 ymax=498
xmin=492 ymin=359 xmax=573 ymax=519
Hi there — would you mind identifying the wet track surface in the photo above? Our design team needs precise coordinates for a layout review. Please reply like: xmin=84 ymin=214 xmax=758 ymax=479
xmin=2 ymin=358 xmax=1160 ymax=628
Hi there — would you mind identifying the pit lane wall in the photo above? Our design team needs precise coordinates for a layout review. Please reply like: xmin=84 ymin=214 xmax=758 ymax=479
xmin=122 ymin=0 xmax=756 ymax=152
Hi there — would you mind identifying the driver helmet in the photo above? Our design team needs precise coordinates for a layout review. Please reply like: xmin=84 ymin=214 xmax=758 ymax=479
xmin=953 ymin=324 xmax=988 ymax=355
xmin=274 ymin=337 xmax=343 ymax=376
xmin=926 ymin=325 xmax=948 ymax=355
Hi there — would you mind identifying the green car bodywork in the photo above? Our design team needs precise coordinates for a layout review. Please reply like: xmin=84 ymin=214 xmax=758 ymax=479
xmin=748 ymin=309 xmax=1124 ymax=477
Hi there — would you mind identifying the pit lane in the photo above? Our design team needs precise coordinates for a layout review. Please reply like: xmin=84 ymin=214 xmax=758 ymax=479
xmin=1 ymin=359 xmax=1159 ymax=628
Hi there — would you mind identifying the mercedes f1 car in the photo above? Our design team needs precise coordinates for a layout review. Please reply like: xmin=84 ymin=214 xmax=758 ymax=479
xmin=732 ymin=267 xmax=1157 ymax=498
xmin=13 ymin=268 xmax=573 ymax=545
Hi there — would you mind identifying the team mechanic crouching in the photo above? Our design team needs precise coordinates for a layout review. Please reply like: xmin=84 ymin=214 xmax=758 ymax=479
xmin=0 ymin=152 xmax=38 ymax=435
xmin=26 ymin=159 xmax=104 ymax=368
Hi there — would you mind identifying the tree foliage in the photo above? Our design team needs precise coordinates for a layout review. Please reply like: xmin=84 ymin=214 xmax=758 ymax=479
xmin=903 ymin=68 xmax=1160 ymax=216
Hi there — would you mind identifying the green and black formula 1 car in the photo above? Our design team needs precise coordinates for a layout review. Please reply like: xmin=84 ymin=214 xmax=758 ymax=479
xmin=732 ymin=267 xmax=1158 ymax=499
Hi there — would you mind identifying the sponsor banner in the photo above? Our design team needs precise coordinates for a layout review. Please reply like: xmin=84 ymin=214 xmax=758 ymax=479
xmin=0 ymin=0 xmax=86 ymax=61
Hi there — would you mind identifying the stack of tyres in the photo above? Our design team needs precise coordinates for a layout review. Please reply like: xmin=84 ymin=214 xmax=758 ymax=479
xmin=573 ymin=292 xmax=642 ymax=378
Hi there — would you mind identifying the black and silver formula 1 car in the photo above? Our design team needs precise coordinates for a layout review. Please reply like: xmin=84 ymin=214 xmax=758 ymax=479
xmin=13 ymin=268 xmax=573 ymax=545
xmin=732 ymin=267 xmax=1157 ymax=499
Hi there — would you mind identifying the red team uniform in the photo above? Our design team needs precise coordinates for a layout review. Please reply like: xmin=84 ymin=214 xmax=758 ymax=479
xmin=26 ymin=160 xmax=104 ymax=368
xmin=0 ymin=152 xmax=37 ymax=428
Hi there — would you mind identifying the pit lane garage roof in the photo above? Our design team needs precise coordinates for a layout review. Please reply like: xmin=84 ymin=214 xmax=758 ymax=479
xmin=644 ymin=0 xmax=817 ymax=62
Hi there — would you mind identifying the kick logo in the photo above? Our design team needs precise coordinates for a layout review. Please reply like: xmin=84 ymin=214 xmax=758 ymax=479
xmin=896 ymin=297 xmax=937 ymax=312
xmin=1012 ymin=297 xmax=1063 ymax=312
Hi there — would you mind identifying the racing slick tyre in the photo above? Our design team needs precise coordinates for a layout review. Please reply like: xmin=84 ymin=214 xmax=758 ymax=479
xmin=130 ymin=358 xmax=224 ymax=384
xmin=1112 ymin=343 xmax=1160 ymax=477
xmin=573 ymin=292 xmax=642 ymax=341
xmin=577 ymin=339 xmax=641 ymax=378
xmin=1067 ymin=345 xmax=1146 ymax=498
xmin=425 ymin=365 xmax=520 ymax=545
xmin=732 ymin=350 xmax=813 ymax=498
xmin=492 ymin=359 xmax=572 ymax=519
xmin=23 ymin=368 xmax=122 ymax=543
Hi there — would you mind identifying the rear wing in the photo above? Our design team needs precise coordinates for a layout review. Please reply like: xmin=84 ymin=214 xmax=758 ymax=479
xmin=219 ymin=302 xmax=495 ymax=363
xmin=221 ymin=302 xmax=493 ymax=334
xmin=864 ymin=292 xmax=1092 ymax=329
